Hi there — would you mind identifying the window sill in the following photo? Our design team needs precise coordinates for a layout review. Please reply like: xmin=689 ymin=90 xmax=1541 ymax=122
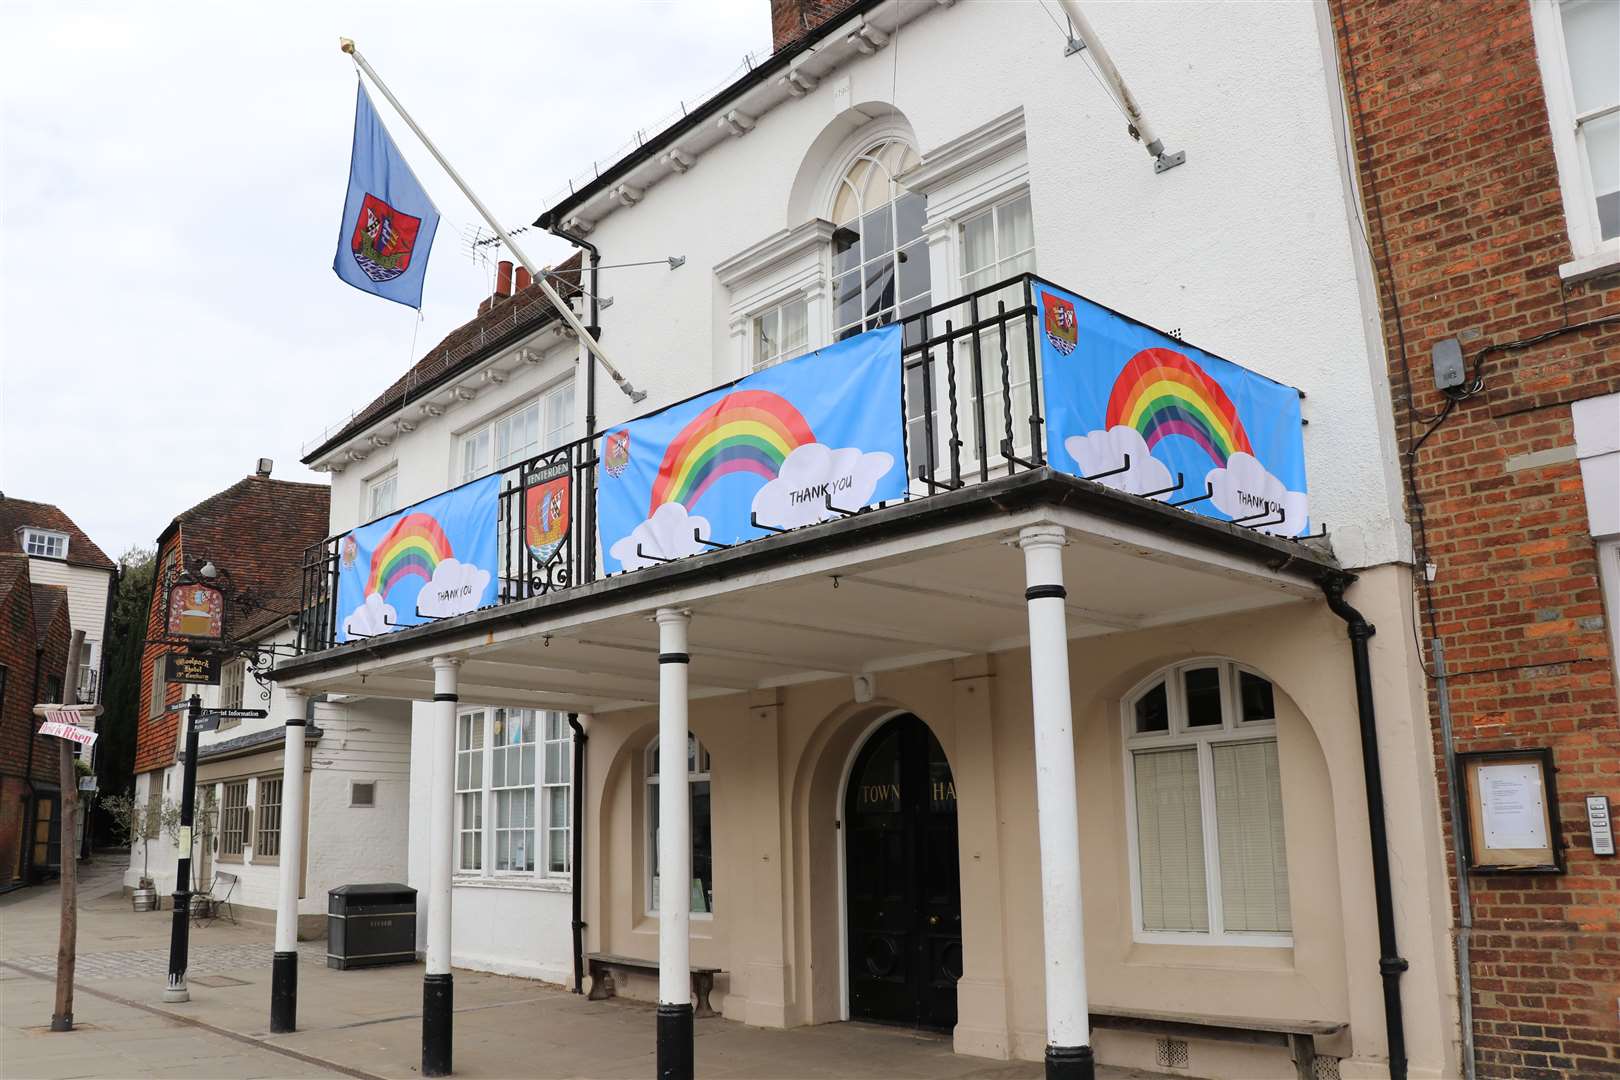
xmin=452 ymin=874 xmax=571 ymax=894
xmin=1559 ymin=242 xmax=1620 ymax=285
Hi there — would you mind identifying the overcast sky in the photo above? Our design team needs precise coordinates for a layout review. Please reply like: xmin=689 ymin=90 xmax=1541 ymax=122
xmin=0 ymin=1 xmax=766 ymax=559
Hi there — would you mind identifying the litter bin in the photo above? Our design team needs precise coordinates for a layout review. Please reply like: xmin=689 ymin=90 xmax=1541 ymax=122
xmin=327 ymin=883 xmax=417 ymax=970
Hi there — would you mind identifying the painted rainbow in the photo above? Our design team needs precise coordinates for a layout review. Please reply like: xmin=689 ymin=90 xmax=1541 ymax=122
xmin=366 ymin=512 xmax=453 ymax=599
xmin=648 ymin=389 xmax=816 ymax=513
xmin=1104 ymin=347 xmax=1252 ymax=466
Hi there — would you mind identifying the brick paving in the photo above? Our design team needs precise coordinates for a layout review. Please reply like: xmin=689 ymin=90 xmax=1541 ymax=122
xmin=6 ymin=939 xmax=326 ymax=980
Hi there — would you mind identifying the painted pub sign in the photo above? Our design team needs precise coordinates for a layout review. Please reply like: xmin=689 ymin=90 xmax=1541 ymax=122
xmin=166 ymin=581 xmax=226 ymax=640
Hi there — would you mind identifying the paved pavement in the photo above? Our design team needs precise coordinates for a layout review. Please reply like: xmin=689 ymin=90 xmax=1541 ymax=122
xmin=0 ymin=859 xmax=1141 ymax=1079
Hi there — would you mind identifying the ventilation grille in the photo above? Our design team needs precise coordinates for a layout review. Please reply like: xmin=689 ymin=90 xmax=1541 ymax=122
xmin=351 ymin=781 xmax=376 ymax=807
xmin=1156 ymin=1037 xmax=1189 ymax=1069
xmin=1312 ymin=1058 xmax=1342 ymax=1080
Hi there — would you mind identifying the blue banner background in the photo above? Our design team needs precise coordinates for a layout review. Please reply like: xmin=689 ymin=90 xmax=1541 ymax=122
xmin=597 ymin=325 xmax=905 ymax=572
xmin=1033 ymin=283 xmax=1309 ymax=536
xmin=336 ymin=474 xmax=499 ymax=642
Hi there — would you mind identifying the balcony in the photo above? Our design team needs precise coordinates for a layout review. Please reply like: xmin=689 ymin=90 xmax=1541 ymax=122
xmin=295 ymin=273 xmax=1329 ymax=662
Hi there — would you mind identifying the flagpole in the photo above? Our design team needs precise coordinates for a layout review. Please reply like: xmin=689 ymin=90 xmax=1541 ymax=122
xmin=340 ymin=38 xmax=645 ymax=404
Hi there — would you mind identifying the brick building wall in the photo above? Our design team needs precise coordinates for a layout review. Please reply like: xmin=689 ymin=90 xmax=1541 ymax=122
xmin=132 ymin=535 xmax=183 ymax=777
xmin=0 ymin=556 xmax=73 ymax=884
xmin=769 ymin=0 xmax=860 ymax=51
xmin=1331 ymin=1 xmax=1620 ymax=1077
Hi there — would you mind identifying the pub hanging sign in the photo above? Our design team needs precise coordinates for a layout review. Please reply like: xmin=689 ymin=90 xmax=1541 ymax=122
xmin=168 ymin=649 xmax=222 ymax=685
xmin=166 ymin=580 xmax=225 ymax=641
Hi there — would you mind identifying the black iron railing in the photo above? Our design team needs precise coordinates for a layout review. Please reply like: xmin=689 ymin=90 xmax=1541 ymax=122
xmin=293 ymin=274 xmax=1187 ymax=654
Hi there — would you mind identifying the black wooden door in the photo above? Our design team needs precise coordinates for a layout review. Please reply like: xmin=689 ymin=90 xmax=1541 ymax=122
xmin=844 ymin=715 xmax=962 ymax=1029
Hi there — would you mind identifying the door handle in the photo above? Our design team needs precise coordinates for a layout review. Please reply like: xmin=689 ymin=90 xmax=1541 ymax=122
xmin=928 ymin=914 xmax=940 ymax=925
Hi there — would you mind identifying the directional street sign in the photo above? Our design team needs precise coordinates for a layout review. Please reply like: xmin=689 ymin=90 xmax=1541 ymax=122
xmin=189 ymin=707 xmax=268 ymax=734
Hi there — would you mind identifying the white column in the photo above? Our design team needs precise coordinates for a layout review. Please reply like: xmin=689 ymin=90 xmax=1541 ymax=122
xmin=427 ymin=657 xmax=460 ymax=977
xmin=423 ymin=656 xmax=460 ymax=1076
xmin=270 ymin=686 xmax=309 ymax=1033
xmin=1018 ymin=525 xmax=1093 ymax=1079
xmin=656 ymin=608 xmax=692 ymax=1007
xmin=273 ymin=688 xmax=310 ymax=954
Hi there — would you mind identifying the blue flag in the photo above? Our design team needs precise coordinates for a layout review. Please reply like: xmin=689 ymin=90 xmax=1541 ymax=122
xmin=333 ymin=82 xmax=439 ymax=308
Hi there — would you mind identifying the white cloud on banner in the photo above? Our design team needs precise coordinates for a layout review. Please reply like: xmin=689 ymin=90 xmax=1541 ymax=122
xmin=1065 ymin=427 xmax=1176 ymax=497
xmin=610 ymin=502 xmax=712 ymax=570
xmin=750 ymin=444 xmax=895 ymax=530
xmin=416 ymin=558 xmax=493 ymax=618
xmin=343 ymin=592 xmax=396 ymax=638
xmin=1206 ymin=452 xmax=1309 ymax=537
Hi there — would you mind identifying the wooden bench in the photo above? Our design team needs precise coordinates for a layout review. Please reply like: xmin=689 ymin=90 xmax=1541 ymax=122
xmin=586 ymin=952 xmax=721 ymax=1019
xmin=1089 ymin=1005 xmax=1349 ymax=1080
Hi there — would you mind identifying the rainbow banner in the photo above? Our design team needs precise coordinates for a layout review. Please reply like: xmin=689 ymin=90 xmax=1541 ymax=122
xmin=597 ymin=325 xmax=905 ymax=571
xmin=335 ymin=474 xmax=499 ymax=641
xmin=1033 ymin=283 xmax=1308 ymax=536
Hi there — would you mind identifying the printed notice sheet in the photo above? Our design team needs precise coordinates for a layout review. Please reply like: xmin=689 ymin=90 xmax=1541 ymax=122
xmin=1477 ymin=762 xmax=1547 ymax=850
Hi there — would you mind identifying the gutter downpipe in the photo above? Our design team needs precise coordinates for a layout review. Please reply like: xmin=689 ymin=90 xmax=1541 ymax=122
xmin=1432 ymin=637 xmax=1476 ymax=1080
xmin=566 ymin=713 xmax=588 ymax=995
xmin=1322 ymin=574 xmax=1409 ymax=1080
xmin=539 ymin=218 xmax=600 ymax=582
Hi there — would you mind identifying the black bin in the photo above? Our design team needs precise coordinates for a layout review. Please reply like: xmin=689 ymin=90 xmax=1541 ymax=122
xmin=327 ymin=883 xmax=417 ymax=970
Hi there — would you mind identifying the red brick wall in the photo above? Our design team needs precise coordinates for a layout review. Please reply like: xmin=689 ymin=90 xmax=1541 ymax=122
xmin=0 ymin=566 xmax=73 ymax=883
xmin=1331 ymin=1 xmax=1620 ymax=1076
xmin=770 ymin=0 xmax=859 ymax=52
xmin=132 ymin=536 xmax=183 ymax=777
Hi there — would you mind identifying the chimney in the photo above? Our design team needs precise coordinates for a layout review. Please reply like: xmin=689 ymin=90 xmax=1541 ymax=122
xmin=255 ymin=457 xmax=274 ymax=478
xmin=515 ymin=266 xmax=532 ymax=292
xmin=770 ymin=0 xmax=856 ymax=52
xmin=496 ymin=260 xmax=514 ymax=298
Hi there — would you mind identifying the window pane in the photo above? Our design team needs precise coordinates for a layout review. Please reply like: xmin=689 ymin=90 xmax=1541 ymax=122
xmin=1561 ymin=0 xmax=1620 ymax=115
xmin=692 ymin=779 xmax=713 ymax=914
xmin=832 ymin=223 xmax=861 ymax=274
xmin=861 ymin=204 xmax=893 ymax=257
xmin=833 ymin=270 xmax=862 ymax=332
xmin=894 ymin=192 xmax=927 ymax=246
xmin=896 ymin=240 xmax=929 ymax=305
xmin=864 ymin=258 xmax=896 ymax=321
xmin=1583 ymin=109 xmax=1619 ymax=241
xmin=961 ymin=210 xmax=996 ymax=277
xmin=779 ymin=299 xmax=808 ymax=356
xmin=1133 ymin=748 xmax=1208 ymax=931
xmin=995 ymin=194 xmax=1034 ymax=260
xmin=1134 ymin=682 xmax=1169 ymax=733
xmin=1212 ymin=741 xmax=1290 ymax=933
xmin=1239 ymin=672 xmax=1276 ymax=723
xmin=1183 ymin=667 xmax=1224 ymax=728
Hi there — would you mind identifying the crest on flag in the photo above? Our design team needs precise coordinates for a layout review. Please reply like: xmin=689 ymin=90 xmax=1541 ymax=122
xmin=351 ymin=194 xmax=424 ymax=282
xmin=1043 ymin=292 xmax=1078 ymax=356
xmin=333 ymin=82 xmax=440 ymax=308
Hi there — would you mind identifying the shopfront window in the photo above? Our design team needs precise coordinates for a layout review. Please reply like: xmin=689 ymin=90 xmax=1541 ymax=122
xmin=646 ymin=733 xmax=713 ymax=915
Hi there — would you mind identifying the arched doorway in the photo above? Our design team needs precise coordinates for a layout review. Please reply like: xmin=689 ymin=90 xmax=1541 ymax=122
xmin=843 ymin=714 xmax=961 ymax=1029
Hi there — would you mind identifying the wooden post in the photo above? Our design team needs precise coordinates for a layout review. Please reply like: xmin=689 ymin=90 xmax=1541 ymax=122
xmin=52 ymin=630 xmax=86 ymax=1033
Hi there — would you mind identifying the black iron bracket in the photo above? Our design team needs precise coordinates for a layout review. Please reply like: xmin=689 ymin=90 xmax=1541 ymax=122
xmin=635 ymin=544 xmax=677 ymax=564
xmin=999 ymin=438 xmax=1041 ymax=471
xmin=823 ymin=492 xmax=862 ymax=518
xmin=1083 ymin=453 xmax=1132 ymax=483
xmin=749 ymin=512 xmax=789 ymax=535
xmin=1170 ymin=482 xmax=1215 ymax=508
xmin=915 ymin=466 xmax=963 ymax=492
xmin=1139 ymin=473 xmax=1186 ymax=500
xmin=692 ymin=529 xmax=731 ymax=551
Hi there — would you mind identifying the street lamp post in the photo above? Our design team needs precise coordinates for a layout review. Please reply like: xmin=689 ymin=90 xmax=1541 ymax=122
xmin=164 ymin=693 xmax=203 ymax=1003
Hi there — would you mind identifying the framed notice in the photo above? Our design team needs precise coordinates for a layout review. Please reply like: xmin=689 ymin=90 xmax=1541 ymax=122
xmin=1459 ymin=748 xmax=1564 ymax=873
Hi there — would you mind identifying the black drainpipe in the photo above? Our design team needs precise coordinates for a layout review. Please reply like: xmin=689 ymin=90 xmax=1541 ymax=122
xmin=1322 ymin=574 xmax=1409 ymax=1080
xmin=539 ymin=218 xmax=600 ymax=582
xmin=566 ymin=712 xmax=588 ymax=995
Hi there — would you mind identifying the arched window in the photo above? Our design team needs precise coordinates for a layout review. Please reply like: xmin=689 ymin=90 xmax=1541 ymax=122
xmin=830 ymin=138 xmax=930 ymax=341
xmin=646 ymin=733 xmax=713 ymax=915
xmin=1123 ymin=660 xmax=1292 ymax=945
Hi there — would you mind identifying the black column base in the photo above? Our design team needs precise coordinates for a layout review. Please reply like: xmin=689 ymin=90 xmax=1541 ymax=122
xmin=423 ymin=972 xmax=453 ymax=1077
xmin=656 ymin=1002 xmax=694 ymax=1080
xmin=1045 ymin=1043 xmax=1095 ymax=1080
xmin=270 ymin=951 xmax=298 ymax=1033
